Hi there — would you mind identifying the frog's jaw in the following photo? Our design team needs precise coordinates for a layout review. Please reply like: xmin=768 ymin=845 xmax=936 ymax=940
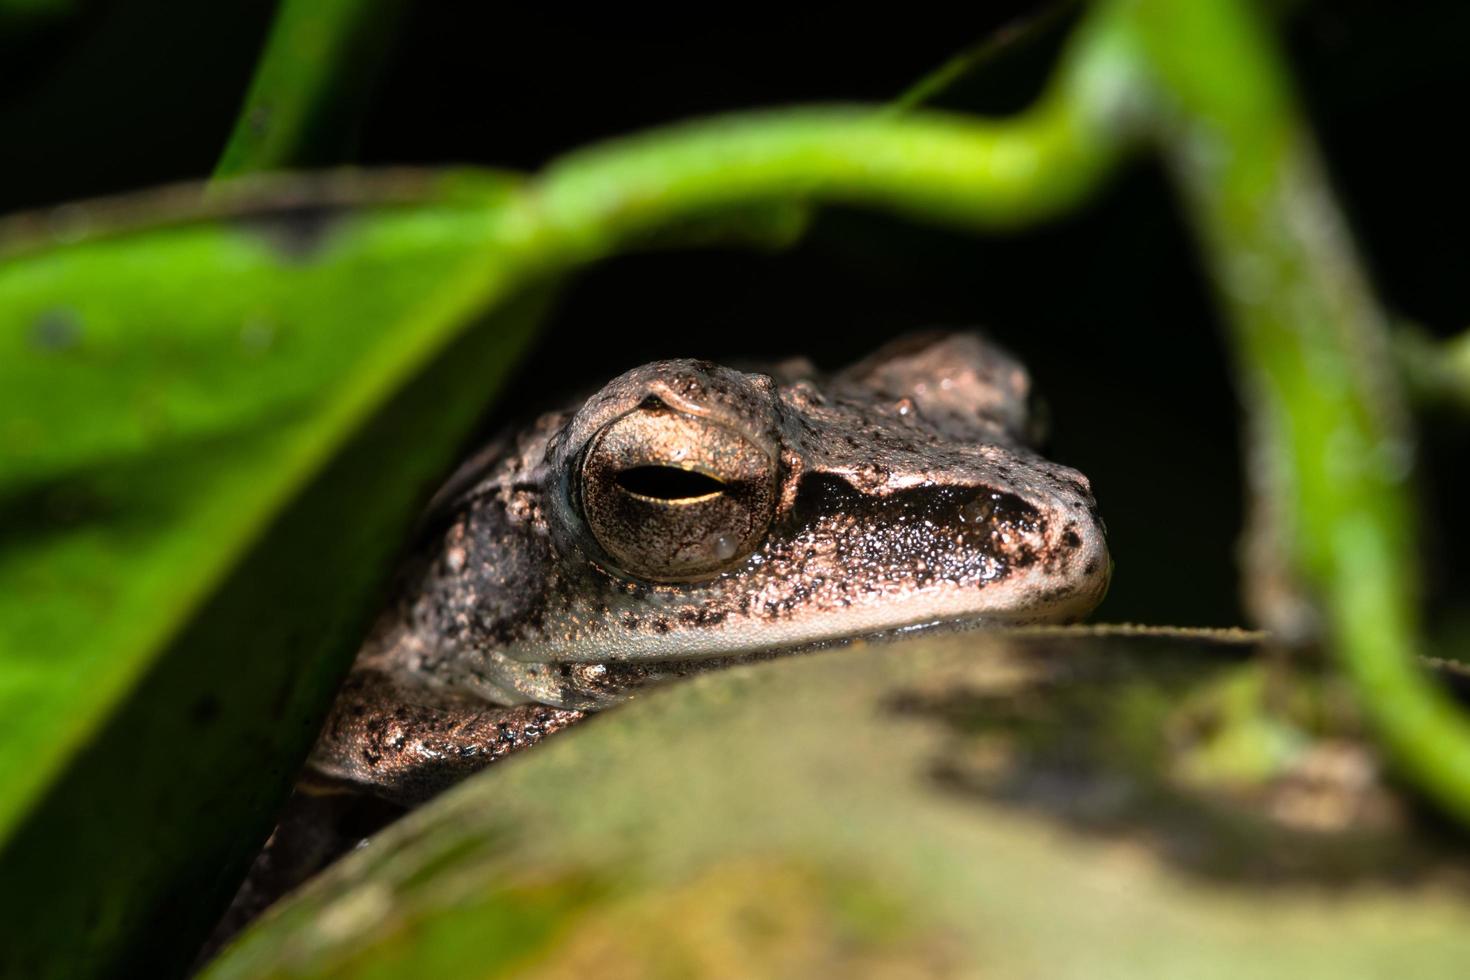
xmin=464 ymin=553 xmax=1109 ymax=711
xmin=466 ymin=476 xmax=1110 ymax=710
xmin=500 ymin=544 xmax=1109 ymax=662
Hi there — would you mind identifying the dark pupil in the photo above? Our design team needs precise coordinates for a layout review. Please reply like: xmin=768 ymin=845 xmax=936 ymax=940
xmin=615 ymin=466 xmax=724 ymax=500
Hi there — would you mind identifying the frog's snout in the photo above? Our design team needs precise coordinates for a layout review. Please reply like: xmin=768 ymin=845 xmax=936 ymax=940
xmin=1022 ymin=475 xmax=1112 ymax=621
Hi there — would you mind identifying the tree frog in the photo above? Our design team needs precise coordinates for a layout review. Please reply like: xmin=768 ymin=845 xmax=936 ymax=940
xmin=309 ymin=332 xmax=1110 ymax=802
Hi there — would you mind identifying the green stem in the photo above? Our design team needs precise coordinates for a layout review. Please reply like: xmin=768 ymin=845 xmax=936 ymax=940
xmin=214 ymin=0 xmax=404 ymax=179
xmin=1397 ymin=325 xmax=1470 ymax=415
xmin=512 ymin=6 xmax=1140 ymax=265
xmin=1446 ymin=331 xmax=1470 ymax=405
xmin=1121 ymin=0 xmax=1470 ymax=820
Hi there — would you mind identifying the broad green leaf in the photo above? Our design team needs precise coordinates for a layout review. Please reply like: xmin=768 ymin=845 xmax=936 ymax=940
xmin=207 ymin=629 xmax=1470 ymax=979
xmin=0 ymin=172 xmax=551 ymax=977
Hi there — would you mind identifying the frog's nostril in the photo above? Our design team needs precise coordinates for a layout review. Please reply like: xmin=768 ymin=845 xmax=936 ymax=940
xmin=958 ymin=492 xmax=997 ymax=524
xmin=952 ymin=488 xmax=1049 ymax=564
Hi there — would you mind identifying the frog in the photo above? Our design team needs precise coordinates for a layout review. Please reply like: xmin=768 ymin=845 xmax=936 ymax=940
xmin=308 ymin=331 xmax=1111 ymax=804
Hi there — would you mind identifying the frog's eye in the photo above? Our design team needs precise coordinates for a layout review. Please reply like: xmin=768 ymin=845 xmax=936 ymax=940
xmin=579 ymin=407 xmax=777 ymax=582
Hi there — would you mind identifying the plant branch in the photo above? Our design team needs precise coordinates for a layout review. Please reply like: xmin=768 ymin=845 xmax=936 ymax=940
xmin=510 ymin=6 xmax=1140 ymax=266
xmin=1120 ymin=0 xmax=1470 ymax=821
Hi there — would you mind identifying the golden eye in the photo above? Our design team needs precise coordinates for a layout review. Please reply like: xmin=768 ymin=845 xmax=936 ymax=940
xmin=579 ymin=407 xmax=777 ymax=582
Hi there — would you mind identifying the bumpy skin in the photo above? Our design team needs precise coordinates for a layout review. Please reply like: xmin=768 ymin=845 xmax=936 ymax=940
xmin=310 ymin=332 xmax=1110 ymax=802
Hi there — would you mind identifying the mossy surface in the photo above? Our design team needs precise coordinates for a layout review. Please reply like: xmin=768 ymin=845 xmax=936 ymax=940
xmin=207 ymin=628 xmax=1470 ymax=979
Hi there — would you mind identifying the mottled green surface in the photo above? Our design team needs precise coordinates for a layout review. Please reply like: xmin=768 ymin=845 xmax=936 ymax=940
xmin=0 ymin=174 xmax=551 ymax=977
xmin=206 ymin=629 xmax=1470 ymax=980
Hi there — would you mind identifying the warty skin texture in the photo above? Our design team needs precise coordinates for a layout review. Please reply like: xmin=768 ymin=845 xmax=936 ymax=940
xmin=347 ymin=332 xmax=1110 ymax=716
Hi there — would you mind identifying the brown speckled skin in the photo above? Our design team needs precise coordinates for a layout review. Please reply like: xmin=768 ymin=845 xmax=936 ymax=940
xmin=309 ymin=332 xmax=1110 ymax=802
xmin=308 ymin=671 xmax=583 ymax=804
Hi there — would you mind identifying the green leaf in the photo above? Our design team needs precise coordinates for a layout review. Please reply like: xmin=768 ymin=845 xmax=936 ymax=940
xmin=0 ymin=171 xmax=551 ymax=977
xmin=206 ymin=629 xmax=1470 ymax=979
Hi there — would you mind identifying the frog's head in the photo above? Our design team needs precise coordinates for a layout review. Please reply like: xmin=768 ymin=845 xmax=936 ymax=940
xmin=414 ymin=333 xmax=1105 ymax=708
xmin=422 ymin=333 xmax=1109 ymax=709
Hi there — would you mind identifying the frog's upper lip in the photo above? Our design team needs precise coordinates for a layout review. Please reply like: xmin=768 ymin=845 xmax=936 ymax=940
xmin=497 ymin=533 xmax=1111 ymax=667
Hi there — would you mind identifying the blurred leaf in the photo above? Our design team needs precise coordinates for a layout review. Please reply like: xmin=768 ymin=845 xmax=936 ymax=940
xmin=206 ymin=629 xmax=1470 ymax=979
xmin=215 ymin=0 xmax=409 ymax=178
xmin=0 ymin=171 xmax=552 ymax=977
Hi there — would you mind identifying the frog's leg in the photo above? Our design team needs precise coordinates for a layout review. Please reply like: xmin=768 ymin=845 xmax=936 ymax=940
xmin=209 ymin=674 xmax=582 ymax=951
xmin=307 ymin=669 xmax=586 ymax=805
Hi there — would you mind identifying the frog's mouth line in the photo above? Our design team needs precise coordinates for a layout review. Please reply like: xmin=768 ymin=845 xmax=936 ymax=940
xmin=470 ymin=556 xmax=1112 ymax=711
xmin=668 ymin=580 xmax=1109 ymax=661
xmin=475 ymin=602 xmax=1105 ymax=713
xmin=514 ymin=530 xmax=1111 ymax=664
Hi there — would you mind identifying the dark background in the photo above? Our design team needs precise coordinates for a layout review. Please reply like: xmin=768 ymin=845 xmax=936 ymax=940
xmin=5 ymin=1 xmax=1468 ymax=629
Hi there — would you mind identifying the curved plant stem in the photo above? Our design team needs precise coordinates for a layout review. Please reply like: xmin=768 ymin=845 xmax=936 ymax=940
xmin=1121 ymin=0 xmax=1470 ymax=821
xmin=513 ymin=8 xmax=1138 ymax=267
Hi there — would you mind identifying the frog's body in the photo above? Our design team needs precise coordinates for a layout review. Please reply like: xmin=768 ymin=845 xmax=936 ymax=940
xmin=309 ymin=333 xmax=1110 ymax=802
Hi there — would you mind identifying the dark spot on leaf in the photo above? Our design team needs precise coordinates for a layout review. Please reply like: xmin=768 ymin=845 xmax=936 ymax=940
xmin=31 ymin=308 xmax=82 ymax=351
xmin=247 ymin=104 xmax=271 ymax=135
xmin=190 ymin=694 xmax=221 ymax=728
xmin=236 ymin=203 xmax=349 ymax=262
